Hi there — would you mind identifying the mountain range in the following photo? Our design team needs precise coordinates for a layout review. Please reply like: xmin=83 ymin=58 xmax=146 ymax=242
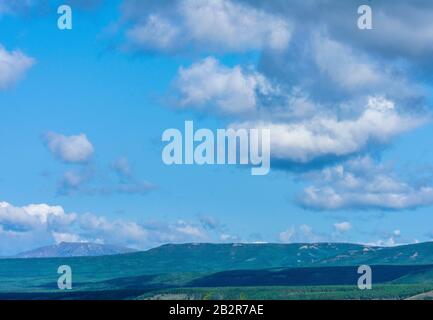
xmin=13 ymin=242 xmax=136 ymax=258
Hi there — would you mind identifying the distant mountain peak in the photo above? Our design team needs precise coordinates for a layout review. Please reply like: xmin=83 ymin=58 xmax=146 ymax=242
xmin=14 ymin=242 xmax=137 ymax=258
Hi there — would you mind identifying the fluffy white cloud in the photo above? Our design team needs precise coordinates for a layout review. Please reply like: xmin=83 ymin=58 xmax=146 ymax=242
xmin=22 ymin=203 xmax=76 ymax=225
xmin=0 ymin=201 xmax=74 ymax=230
xmin=299 ymin=157 xmax=433 ymax=210
xmin=0 ymin=202 xmax=77 ymax=254
xmin=235 ymin=96 xmax=424 ymax=163
xmin=176 ymin=57 xmax=275 ymax=114
xmin=0 ymin=45 xmax=34 ymax=89
xmin=124 ymin=0 xmax=292 ymax=52
xmin=44 ymin=132 xmax=94 ymax=163
xmin=52 ymin=232 xmax=82 ymax=244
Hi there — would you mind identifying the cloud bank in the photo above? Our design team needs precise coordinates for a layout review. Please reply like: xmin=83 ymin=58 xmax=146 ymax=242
xmin=0 ymin=200 xmax=209 ymax=255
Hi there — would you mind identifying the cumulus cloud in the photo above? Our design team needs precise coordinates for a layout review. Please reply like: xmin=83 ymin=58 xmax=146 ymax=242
xmin=52 ymin=232 xmax=82 ymax=244
xmin=44 ymin=132 xmax=94 ymax=163
xmin=175 ymin=57 xmax=275 ymax=115
xmin=299 ymin=157 xmax=433 ymax=211
xmin=235 ymin=96 xmax=424 ymax=163
xmin=122 ymin=1 xmax=431 ymax=178
xmin=0 ymin=200 xmax=209 ymax=255
xmin=0 ymin=45 xmax=34 ymax=89
xmin=123 ymin=0 xmax=291 ymax=53
xmin=0 ymin=201 xmax=77 ymax=254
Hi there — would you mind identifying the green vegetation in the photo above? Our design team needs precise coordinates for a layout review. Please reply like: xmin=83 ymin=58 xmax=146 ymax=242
xmin=0 ymin=242 xmax=432 ymax=299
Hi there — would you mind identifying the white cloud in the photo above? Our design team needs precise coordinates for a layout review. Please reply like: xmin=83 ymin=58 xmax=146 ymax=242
xmin=235 ymin=96 xmax=424 ymax=163
xmin=22 ymin=203 xmax=76 ymax=225
xmin=79 ymin=213 xmax=149 ymax=247
xmin=0 ymin=202 xmax=77 ymax=255
xmin=299 ymin=157 xmax=433 ymax=211
xmin=126 ymin=14 xmax=180 ymax=52
xmin=179 ymin=0 xmax=291 ymax=51
xmin=52 ymin=232 xmax=82 ymax=244
xmin=124 ymin=0 xmax=292 ymax=52
xmin=0 ymin=45 xmax=34 ymax=89
xmin=312 ymin=34 xmax=386 ymax=91
xmin=175 ymin=221 xmax=206 ymax=238
xmin=176 ymin=57 xmax=275 ymax=115
xmin=44 ymin=132 xmax=94 ymax=163
xmin=124 ymin=3 xmax=430 ymax=175
xmin=334 ymin=222 xmax=352 ymax=233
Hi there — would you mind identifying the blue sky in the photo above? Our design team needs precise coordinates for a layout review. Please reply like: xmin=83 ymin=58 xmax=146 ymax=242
xmin=1 ymin=0 xmax=433 ymax=255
